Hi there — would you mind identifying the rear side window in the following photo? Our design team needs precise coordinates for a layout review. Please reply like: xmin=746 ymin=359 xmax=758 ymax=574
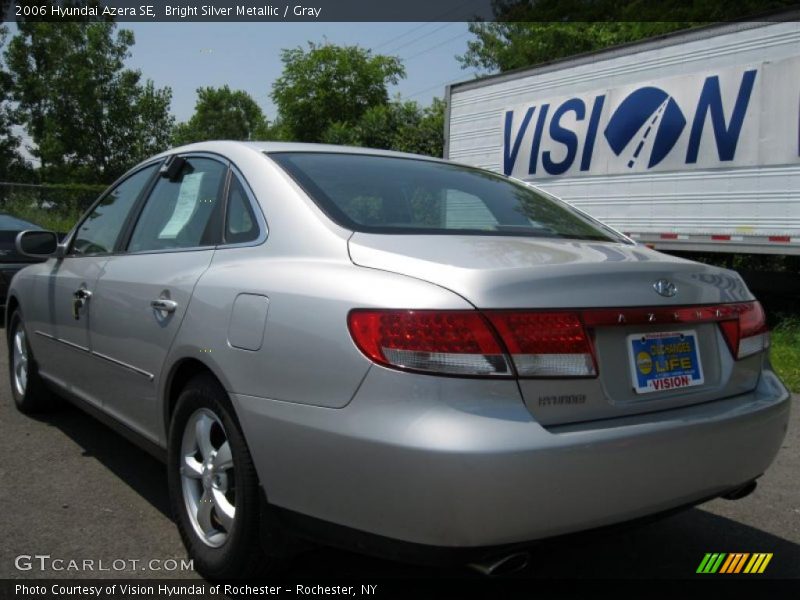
xmin=71 ymin=164 xmax=158 ymax=255
xmin=128 ymin=157 xmax=227 ymax=252
xmin=269 ymin=152 xmax=620 ymax=242
xmin=225 ymin=174 xmax=259 ymax=244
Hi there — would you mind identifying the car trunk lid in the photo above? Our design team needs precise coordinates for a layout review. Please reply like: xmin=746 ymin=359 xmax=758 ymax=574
xmin=349 ymin=234 xmax=763 ymax=425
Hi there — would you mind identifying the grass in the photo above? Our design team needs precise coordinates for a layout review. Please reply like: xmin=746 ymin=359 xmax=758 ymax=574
xmin=2 ymin=196 xmax=83 ymax=233
xmin=1 ymin=182 xmax=103 ymax=233
xmin=771 ymin=316 xmax=800 ymax=393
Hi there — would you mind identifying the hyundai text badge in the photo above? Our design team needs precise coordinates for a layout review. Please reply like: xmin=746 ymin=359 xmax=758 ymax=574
xmin=653 ymin=279 xmax=677 ymax=297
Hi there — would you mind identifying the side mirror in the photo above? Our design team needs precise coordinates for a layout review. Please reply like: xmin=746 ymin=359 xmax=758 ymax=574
xmin=15 ymin=230 xmax=60 ymax=259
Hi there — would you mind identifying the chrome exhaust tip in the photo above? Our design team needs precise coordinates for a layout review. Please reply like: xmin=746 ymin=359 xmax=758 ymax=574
xmin=468 ymin=551 xmax=531 ymax=577
xmin=722 ymin=480 xmax=757 ymax=500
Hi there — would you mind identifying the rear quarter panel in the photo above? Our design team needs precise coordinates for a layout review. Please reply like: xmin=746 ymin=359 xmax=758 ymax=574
xmin=167 ymin=249 xmax=473 ymax=411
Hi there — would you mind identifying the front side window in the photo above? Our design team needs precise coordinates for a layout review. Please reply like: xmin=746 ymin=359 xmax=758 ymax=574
xmin=269 ymin=152 xmax=621 ymax=242
xmin=128 ymin=157 xmax=227 ymax=252
xmin=71 ymin=164 xmax=158 ymax=255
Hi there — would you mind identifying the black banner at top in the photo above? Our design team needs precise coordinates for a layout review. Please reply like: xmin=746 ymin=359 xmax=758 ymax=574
xmin=3 ymin=0 xmax=800 ymax=23
xmin=3 ymin=0 xmax=493 ymax=22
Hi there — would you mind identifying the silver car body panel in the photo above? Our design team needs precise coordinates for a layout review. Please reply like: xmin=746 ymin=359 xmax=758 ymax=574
xmin=171 ymin=249 xmax=469 ymax=413
xmin=348 ymin=234 xmax=752 ymax=309
xmin=89 ymin=250 xmax=216 ymax=441
xmin=7 ymin=141 xmax=791 ymax=549
xmin=348 ymin=233 xmax=759 ymax=424
xmin=233 ymin=364 xmax=789 ymax=546
xmin=25 ymin=255 xmax=109 ymax=407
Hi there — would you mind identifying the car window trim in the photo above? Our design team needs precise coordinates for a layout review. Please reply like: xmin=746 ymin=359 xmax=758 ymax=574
xmin=119 ymin=152 xmax=231 ymax=255
xmin=64 ymin=160 xmax=164 ymax=257
xmin=61 ymin=151 xmax=268 ymax=259
xmin=114 ymin=162 xmax=169 ymax=254
xmin=221 ymin=165 xmax=268 ymax=247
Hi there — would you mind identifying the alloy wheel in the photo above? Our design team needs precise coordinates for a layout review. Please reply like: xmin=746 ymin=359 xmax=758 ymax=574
xmin=12 ymin=325 xmax=28 ymax=397
xmin=180 ymin=408 xmax=236 ymax=547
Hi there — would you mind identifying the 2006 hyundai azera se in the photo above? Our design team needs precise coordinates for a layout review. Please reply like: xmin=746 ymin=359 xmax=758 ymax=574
xmin=7 ymin=142 xmax=790 ymax=578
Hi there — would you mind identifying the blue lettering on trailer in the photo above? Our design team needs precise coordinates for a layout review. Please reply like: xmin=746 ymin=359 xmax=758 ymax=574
xmin=581 ymin=95 xmax=605 ymax=171
xmin=502 ymin=68 xmax=759 ymax=177
xmin=686 ymin=69 xmax=757 ymax=163
xmin=529 ymin=103 xmax=549 ymax=175
xmin=542 ymin=98 xmax=584 ymax=175
xmin=502 ymin=106 xmax=535 ymax=177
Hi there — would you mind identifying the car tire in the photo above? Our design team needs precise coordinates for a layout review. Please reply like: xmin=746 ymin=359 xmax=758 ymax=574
xmin=7 ymin=309 xmax=55 ymax=414
xmin=167 ymin=372 xmax=278 ymax=579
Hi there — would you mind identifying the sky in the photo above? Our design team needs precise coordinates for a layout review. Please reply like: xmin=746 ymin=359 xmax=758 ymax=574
xmin=95 ymin=22 xmax=477 ymax=121
xmin=6 ymin=21 xmax=481 ymax=156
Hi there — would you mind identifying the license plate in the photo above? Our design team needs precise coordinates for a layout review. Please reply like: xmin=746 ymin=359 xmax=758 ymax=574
xmin=627 ymin=330 xmax=704 ymax=394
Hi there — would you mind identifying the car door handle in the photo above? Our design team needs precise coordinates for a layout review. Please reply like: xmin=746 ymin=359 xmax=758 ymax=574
xmin=72 ymin=288 xmax=92 ymax=320
xmin=151 ymin=299 xmax=178 ymax=313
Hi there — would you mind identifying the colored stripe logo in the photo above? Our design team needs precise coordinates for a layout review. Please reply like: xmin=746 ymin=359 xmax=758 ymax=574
xmin=697 ymin=553 xmax=773 ymax=574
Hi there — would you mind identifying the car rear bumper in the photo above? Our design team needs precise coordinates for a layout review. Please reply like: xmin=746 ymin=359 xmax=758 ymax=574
xmin=232 ymin=365 xmax=791 ymax=548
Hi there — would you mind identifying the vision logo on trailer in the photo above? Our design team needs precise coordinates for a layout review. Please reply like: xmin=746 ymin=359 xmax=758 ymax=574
xmin=603 ymin=87 xmax=686 ymax=169
xmin=501 ymin=67 xmax=759 ymax=177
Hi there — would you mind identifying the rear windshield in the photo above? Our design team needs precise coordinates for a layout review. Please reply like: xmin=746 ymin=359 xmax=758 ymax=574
xmin=269 ymin=152 xmax=621 ymax=242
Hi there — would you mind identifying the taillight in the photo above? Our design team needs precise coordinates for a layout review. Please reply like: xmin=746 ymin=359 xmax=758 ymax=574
xmin=348 ymin=301 xmax=768 ymax=378
xmin=484 ymin=311 xmax=597 ymax=377
xmin=347 ymin=310 xmax=512 ymax=376
xmin=718 ymin=301 xmax=769 ymax=359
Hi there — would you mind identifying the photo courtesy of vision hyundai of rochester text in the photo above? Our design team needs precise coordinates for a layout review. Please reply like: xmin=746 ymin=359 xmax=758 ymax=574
xmin=6 ymin=142 xmax=790 ymax=578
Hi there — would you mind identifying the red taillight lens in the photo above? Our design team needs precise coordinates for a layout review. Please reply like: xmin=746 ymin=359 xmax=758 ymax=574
xmin=718 ymin=301 xmax=769 ymax=359
xmin=485 ymin=311 xmax=597 ymax=377
xmin=348 ymin=301 xmax=768 ymax=378
xmin=347 ymin=310 xmax=512 ymax=376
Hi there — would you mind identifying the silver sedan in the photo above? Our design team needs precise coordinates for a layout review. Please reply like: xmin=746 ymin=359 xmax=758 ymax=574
xmin=6 ymin=142 xmax=790 ymax=578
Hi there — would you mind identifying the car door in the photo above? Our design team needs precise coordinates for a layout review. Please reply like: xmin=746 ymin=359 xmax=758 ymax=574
xmin=31 ymin=163 xmax=160 ymax=405
xmin=88 ymin=155 xmax=229 ymax=441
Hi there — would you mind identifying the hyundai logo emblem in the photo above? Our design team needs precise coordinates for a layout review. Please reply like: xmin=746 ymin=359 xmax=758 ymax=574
xmin=653 ymin=279 xmax=678 ymax=297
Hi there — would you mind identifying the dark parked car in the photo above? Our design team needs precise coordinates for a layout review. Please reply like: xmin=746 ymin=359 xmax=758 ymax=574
xmin=0 ymin=214 xmax=47 ymax=311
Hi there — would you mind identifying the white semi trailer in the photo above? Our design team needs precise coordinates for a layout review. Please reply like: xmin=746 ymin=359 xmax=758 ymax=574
xmin=444 ymin=19 xmax=800 ymax=255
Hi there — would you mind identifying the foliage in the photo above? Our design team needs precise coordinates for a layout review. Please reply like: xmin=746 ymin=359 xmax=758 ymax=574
xmin=5 ymin=6 xmax=174 ymax=184
xmin=173 ymin=85 xmax=270 ymax=145
xmin=322 ymin=97 xmax=445 ymax=157
xmin=681 ymin=252 xmax=800 ymax=278
xmin=460 ymin=21 xmax=690 ymax=73
xmin=771 ymin=317 xmax=800 ymax=393
xmin=271 ymin=42 xmax=405 ymax=143
xmin=0 ymin=181 xmax=104 ymax=232
xmin=0 ymin=25 xmax=29 ymax=181
xmin=459 ymin=0 xmax=799 ymax=73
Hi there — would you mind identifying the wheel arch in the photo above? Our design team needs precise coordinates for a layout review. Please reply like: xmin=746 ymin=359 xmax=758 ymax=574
xmin=5 ymin=294 xmax=20 ymax=332
xmin=163 ymin=357 xmax=232 ymax=439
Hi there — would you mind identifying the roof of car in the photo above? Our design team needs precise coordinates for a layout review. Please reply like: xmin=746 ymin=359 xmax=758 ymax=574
xmin=156 ymin=140 xmax=448 ymax=163
xmin=0 ymin=213 xmax=42 ymax=231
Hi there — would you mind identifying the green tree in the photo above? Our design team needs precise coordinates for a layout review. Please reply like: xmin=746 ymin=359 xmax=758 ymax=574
xmin=459 ymin=0 xmax=797 ymax=73
xmin=271 ymin=42 xmax=405 ymax=142
xmin=173 ymin=85 xmax=269 ymax=145
xmin=6 ymin=13 xmax=173 ymax=183
xmin=0 ymin=25 xmax=29 ymax=181
xmin=324 ymin=97 xmax=445 ymax=158
xmin=460 ymin=22 xmax=688 ymax=73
